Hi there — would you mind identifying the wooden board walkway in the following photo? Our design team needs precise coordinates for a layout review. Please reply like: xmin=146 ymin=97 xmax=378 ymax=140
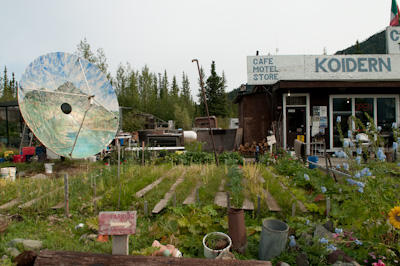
xmin=152 ymin=171 xmax=186 ymax=214
xmin=0 ymin=198 xmax=20 ymax=210
xmin=135 ymin=177 xmax=164 ymax=198
xmin=264 ymin=189 xmax=281 ymax=212
xmin=214 ymin=179 xmax=254 ymax=210
xmin=183 ymin=181 xmax=202 ymax=205
xmin=18 ymin=186 xmax=63 ymax=209
xmin=265 ymin=168 xmax=308 ymax=212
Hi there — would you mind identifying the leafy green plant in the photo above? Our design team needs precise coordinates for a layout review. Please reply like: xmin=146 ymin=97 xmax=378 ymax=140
xmin=227 ymin=166 xmax=243 ymax=208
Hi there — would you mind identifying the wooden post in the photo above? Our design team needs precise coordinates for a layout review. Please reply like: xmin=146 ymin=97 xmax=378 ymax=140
xmin=144 ymin=201 xmax=148 ymax=216
xmin=227 ymin=192 xmax=230 ymax=210
xmin=93 ymin=175 xmax=97 ymax=214
xmin=326 ymin=197 xmax=330 ymax=218
xmin=64 ymin=174 xmax=69 ymax=218
xmin=291 ymin=202 xmax=296 ymax=217
xmin=142 ymin=141 xmax=145 ymax=166
xmin=117 ymin=140 xmax=121 ymax=210
xmin=112 ymin=235 xmax=129 ymax=255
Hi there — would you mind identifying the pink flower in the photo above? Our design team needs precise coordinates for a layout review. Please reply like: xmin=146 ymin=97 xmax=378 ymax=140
xmin=372 ymin=260 xmax=386 ymax=266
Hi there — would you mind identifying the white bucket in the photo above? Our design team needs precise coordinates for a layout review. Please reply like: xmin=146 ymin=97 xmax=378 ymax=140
xmin=44 ymin=163 xmax=54 ymax=174
xmin=1 ymin=167 xmax=17 ymax=181
xmin=88 ymin=156 xmax=97 ymax=162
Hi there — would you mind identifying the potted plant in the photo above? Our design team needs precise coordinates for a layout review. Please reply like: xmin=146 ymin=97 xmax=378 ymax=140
xmin=203 ymin=232 xmax=232 ymax=259
xmin=227 ymin=166 xmax=247 ymax=253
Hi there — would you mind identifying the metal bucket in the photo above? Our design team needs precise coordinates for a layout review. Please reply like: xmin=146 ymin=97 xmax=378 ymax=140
xmin=258 ymin=219 xmax=289 ymax=261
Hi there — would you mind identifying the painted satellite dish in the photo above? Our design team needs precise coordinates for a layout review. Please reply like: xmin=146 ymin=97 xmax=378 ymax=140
xmin=18 ymin=52 xmax=119 ymax=158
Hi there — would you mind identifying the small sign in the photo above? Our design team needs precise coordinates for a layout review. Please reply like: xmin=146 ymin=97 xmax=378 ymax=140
xmin=297 ymin=135 xmax=305 ymax=142
xmin=267 ymin=135 xmax=276 ymax=145
xmin=98 ymin=211 xmax=137 ymax=235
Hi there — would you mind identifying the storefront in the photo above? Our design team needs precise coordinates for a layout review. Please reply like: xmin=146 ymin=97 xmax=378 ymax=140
xmin=237 ymin=27 xmax=400 ymax=153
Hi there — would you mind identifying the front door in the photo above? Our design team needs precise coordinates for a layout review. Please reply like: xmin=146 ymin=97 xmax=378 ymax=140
xmin=286 ymin=107 xmax=306 ymax=149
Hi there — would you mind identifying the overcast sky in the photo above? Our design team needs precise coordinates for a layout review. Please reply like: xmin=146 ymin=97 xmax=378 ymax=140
xmin=0 ymin=0 xmax=391 ymax=101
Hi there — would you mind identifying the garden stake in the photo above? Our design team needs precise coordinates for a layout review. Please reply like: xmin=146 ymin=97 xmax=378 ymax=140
xmin=257 ymin=195 xmax=261 ymax=217
xmin=227 ymin=192 xmax=231 ymax=211
xmin=117 ymin=139 xmax=121 ymax=210
xmin=326 ymin=197 xmax=330 ymax=218
xmin=64 ymin=174 xmax=69 ymax=218
xmin=142 ymin=141 xmax=145 ymax=166
xmin=144 ymin=201 xmax=148 ymax=216
xmin=93 ymin=175 xmax=97 ymax=214
xmin=292 ymin=203 xmax=296 ymax=217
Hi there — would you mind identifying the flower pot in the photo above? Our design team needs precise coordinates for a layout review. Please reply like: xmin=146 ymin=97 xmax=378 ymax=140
xmin=203 ymin=232 xmax=232 ymax=259
xmin=228 ymin=208 xmax=247 ymax=253
xmin=258 ymin=219 xmax=289 ymax=261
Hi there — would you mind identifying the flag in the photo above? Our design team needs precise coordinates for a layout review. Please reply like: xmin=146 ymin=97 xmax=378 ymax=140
xmin=390 ymin=0 xmax=400 ymax=26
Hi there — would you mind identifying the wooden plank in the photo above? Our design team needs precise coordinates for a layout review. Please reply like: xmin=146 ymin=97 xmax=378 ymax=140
xmin=242 ymin=198 xmax=254 ymax=210
xmin=34 ymin=250 xmax=272 ymax=266
xmin=214 ymin=192 xmax=227 ymax=208
xmin=18 ymin=186 xmax=63 ymax=209
xmin=264 ymin=189 xmax=281 ymax=212
xmin=183 ymin=181 xmax=202 ymax=205
xmin=265 ymin=168 xmax=308 ymax=213
xmin=136 ymin=177 xmax=164 ymax=198
xmin=0 ymin=198 xmax=20 ymax=210
xmin=218 ymin=179 xmax=226 ymax=191
xmin=152 ymin=171 xmax=186 ymax=214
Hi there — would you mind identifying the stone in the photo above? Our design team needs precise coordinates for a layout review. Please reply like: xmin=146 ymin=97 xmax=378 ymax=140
xmin=313 ymin=225 xmax=333 ymax=240
xmin=323 ymin=220 xmax=334 ymax=232
xmin=7 ymin=238 xmax=25 ymax=247
xmin=299 ymin=233 xmax=313 ymax=246
xmin=327 ymin=250 xmax=355 ymax=264
xmin=30 ymin=173 xmax=48 ymax=180
xmin=13 ymin=250 xmax=37 ymax=266
xmin=6 ymin=247 xmax=20 ymax=258
xmin=215 ymin=250 xmax=236 ymax=260
xmin=7 ymin=239 xmax=43 ymax=251
xmin=296 ymin=253 xmax=309 ymax=266
xmin=79 ymin=234 xmax=98 ymax=242
xmin=22 ymin=240 xmax=43 ymax=251
xmin=1 ymin=254 xmax=9 ymax=260
xmin=279 ymin=263 xmax=291 ymax=266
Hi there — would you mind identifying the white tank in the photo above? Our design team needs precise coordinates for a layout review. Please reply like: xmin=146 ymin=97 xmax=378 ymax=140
xmin=184 ymin=131 xmax=197 ymax=140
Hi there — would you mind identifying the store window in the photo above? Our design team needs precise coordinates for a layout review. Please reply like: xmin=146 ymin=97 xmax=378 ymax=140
xmin=330 ymin=95 xmax=398 ymax=148
xmin=377 ymin=98 xmax=396 ymax=134
xmin=332 ymin=98 xmax=352 ymax=147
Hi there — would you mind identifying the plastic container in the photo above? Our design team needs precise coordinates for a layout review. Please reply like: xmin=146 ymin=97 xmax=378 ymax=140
xmin=12 ymin=155 xmax=25 ymax=163
xmin=35 ymin=146 xmax=45 ymax=155
xmin=258 ymin=219 xmax=289 ymax=261
xmin=44 ymin=163 xmax=54 ymax=174
xmin=22 ymin=147 xmax=35 ymax=155
xmin=88 ymin=156 xmax=97 ymax=162
xmin=4 ymin=151 xmax=13 ymax=160
xmin=1 ymin=167 xmax=17 ymax=181
xmin=308 ymin=156 xmax=319 ymax=169
xmin=203 ymin=232 xmax=232 ymax=259
xmin=0 ymin=158 xmax=5 ymax=163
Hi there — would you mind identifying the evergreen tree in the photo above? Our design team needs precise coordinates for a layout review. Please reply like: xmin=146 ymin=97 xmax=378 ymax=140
xmin=198 ymin=61 xmax=227 ymax=118
xmin=76 ymin=38 xmax=96 ymax=63
xmin=171 ymin=75 xmax=179 ymax=103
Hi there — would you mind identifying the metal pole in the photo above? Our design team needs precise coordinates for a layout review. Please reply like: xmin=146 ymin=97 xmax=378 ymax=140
xmin=192 ymin=59 xmax=219 ymax=166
